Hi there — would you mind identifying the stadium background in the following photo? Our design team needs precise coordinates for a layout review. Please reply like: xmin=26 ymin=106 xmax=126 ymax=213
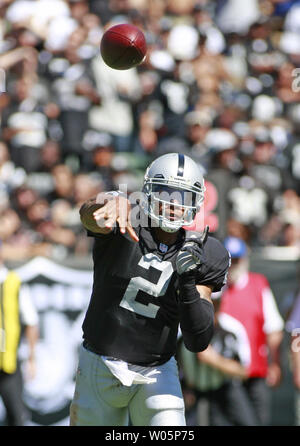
xmin=0 ymin=0 xmax=299 ymax=426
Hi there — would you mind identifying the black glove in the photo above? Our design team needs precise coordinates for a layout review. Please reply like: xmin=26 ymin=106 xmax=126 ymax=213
xmin=176 ymin=226 xmax=214 ymax=352
xmin=176 ymin=226 xmax=209 ymax=275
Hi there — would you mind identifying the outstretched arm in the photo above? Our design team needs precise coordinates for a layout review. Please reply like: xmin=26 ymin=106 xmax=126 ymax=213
xmin=80 ymin=192 xmax=139 ymax=242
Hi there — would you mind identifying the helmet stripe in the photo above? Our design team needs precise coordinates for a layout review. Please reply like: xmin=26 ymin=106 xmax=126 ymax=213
xmin=177 ymin=154 xmax=185 ymax=177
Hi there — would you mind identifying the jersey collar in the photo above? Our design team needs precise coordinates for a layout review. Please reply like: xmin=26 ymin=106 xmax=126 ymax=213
xmin=138 ymin=226 xmax=185 ymax=259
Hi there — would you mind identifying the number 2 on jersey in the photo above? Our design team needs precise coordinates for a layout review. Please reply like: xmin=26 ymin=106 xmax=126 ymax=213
xmin=119 ymin=253 xmax=174 ymax=319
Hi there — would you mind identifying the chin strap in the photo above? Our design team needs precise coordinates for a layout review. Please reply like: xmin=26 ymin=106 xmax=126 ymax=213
xmin=200 ymin=225 xmax=209 ymax=244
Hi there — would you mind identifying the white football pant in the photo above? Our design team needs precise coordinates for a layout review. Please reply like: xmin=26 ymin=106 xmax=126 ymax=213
xmin=70 ymin=344 xmax=186 ymax=426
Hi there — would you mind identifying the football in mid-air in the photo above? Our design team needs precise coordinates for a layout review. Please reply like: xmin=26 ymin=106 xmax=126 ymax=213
xmin=100 ymin=23 xmax=147 ymax=70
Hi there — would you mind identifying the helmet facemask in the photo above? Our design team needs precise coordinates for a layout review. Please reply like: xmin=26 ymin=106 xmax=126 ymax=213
xmin=142 ymin=179 xmax=205 ymax=233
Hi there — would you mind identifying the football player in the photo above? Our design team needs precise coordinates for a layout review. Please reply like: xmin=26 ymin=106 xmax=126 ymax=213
xmin=70 ymin=153 xmax=230 ymax=426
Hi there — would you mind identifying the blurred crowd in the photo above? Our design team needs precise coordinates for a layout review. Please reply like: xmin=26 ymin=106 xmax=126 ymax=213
xmin=0 ymin=0 xmax=300 ymax=262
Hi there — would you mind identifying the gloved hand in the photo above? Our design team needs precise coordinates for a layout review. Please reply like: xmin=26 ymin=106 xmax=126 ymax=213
xmin=176 ymin=226 xmax=209 ymax=275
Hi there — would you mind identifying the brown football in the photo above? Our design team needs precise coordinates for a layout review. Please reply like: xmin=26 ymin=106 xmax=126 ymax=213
xmin=100 ymin=24 xmax=147 ymax=70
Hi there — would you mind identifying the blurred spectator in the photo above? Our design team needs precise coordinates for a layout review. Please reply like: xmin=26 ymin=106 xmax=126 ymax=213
xmin=73 ymin=172 xmax=104 ymax=206
xmin=260 ymin=188 xmax=300 ymax=247
xmin=134 ymin=106 xmax=164 ymax=155
xmin=89 ymin=44 xmax=142 ymax=151
xmin=2 ymin=76 xmax=49 ymax=172
xmin=286 ymin=282 xmax=300 ymax=426
xmin=12 ymin=186 xmax=39 ymax=222
xmin=0 ymin=207 xmax=21 ymax=243
xmin=81 ymin=129 xmax=117 ymax=189
xmin=204 ymin=128 xmax=240 ymax=240
xmin=36 ymin=140 xmax=62 ymax=173
xmin=46 ymin=164 xmax=75 ymax=203
xmin=236 ymin=125 xmax=296 ymax=244
xmin=0 ymin=141 xmax=26 ymax=191
xmin=184 ymin=110 xmax=212 ymax=169
xmin=0 ymin=0 xmax=298 ymax=260
xmin=215 ymin=0 xmax=261 ymax=35
xmin=49 ymin=28 xmax=101 ymax=163
xmin=0 ymin=241 xmax=39 ymax=425
xmin=219 ymin=237 xmax=284 ymax=425
xmin=179 ymin=293 xmax=255 ymax=426
xmin=25 ymin=197 xmax=50 ymax=229
xmin=5 ymin=0 xmax=77 ymax=53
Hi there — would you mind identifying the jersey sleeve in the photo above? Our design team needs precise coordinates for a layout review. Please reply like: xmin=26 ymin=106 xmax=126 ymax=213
xmin=195 ymin=236 xmax=230 ymax=292
xmin=261 ymin=284 xmax=284 ymax=334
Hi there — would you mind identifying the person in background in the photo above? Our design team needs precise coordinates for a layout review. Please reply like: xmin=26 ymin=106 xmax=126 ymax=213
xmin=179 ymin=292 xmax=258 ymax=426
xmin=286 ymin=284 xmax=300 ymax=425
xmin=0 ymin=241 xmax=39 ymax=426
xmin=219 ymin=236 xmax=284 ymax=425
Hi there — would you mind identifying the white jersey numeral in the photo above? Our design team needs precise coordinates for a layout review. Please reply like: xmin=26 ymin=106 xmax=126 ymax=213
xmin=119 ymin=253 xmax=174 ymax=319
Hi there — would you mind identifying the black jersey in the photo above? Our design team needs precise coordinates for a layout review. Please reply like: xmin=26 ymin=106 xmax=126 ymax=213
xmin=82 ymin=224 xmax=230 ymax=366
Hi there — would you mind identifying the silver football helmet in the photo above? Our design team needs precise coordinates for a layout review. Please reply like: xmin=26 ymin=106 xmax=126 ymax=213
xmin=141 ymin=153 xmax=205 ymax=232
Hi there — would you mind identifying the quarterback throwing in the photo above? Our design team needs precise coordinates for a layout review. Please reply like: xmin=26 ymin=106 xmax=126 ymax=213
xmin=70 ymin=153 xmax=230 ymax=426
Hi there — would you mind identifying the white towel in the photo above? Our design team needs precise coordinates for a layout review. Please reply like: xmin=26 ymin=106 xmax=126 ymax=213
xmin=102 ymin=356 xmax=161 ymax=387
